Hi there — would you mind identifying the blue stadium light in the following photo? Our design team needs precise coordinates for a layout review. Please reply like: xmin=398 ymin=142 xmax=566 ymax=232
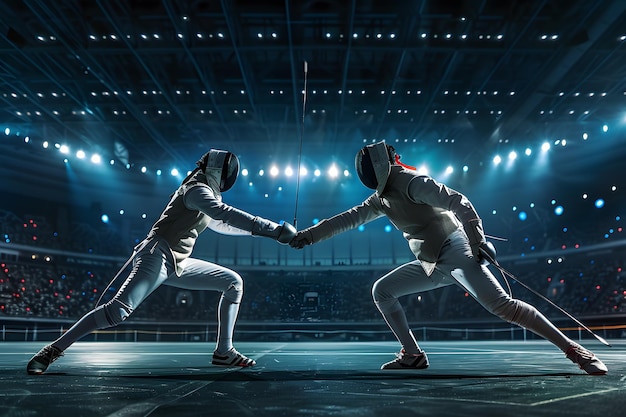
xmin=358 ymin=225 xmax=365 ymax=232
xmin=518 ymin=211 xmax=527 ymax=221
xmin=101 ymin=214 xmax=109 ymax=224
xmin=384 ymin=225 xmax=392 ymax=233
xmin=4 ymin=127 xmax=9 ymax=135
xmin=554 ymin=205 xmax=564 ymax=216
xmin=595 ymin=198 xmax=605 ymax=208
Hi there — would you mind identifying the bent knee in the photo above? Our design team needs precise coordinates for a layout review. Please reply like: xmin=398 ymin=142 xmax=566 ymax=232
xmin=487 ymin=297 xmax=537 ymax=325
xmin=372 ymin=278 xmax=395 ymax=303
xmin=222 ymin=273 xmax=243 ymax=303
xmin=489 ymin=297 xmax=519 ymax=321
xmin=94 ymin=300 xmax=134 ymax=327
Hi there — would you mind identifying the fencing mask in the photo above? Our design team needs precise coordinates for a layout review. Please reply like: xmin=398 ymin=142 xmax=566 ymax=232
xmin=197 ymin=149 xmax=240 ymax=192
xmin=355 ymin=140 xmax=395 ymax=195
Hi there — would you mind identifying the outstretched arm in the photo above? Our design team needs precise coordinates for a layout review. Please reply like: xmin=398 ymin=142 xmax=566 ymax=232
xmin=185 ymin=184 xmax=296 ymax=244
xmin=290 ymin=194 xmax=384 ymax=249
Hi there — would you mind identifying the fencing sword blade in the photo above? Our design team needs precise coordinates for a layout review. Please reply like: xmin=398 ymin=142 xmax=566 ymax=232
xmin=479 ymin=247 xmax=611 ymax=347
xmin=293 ymin=60 xmax=308 ymax=228
xmin=485 ymin=234 xmax=508 ymax=242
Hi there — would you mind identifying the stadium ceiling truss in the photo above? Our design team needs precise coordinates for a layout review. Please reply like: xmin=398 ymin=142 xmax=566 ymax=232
xmin=0 ymin=0 xmax=625 ymax=169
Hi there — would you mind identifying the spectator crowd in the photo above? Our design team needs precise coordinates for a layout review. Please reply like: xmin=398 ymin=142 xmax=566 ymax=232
xmin=1 ymin=208 xmax=625 ymax=324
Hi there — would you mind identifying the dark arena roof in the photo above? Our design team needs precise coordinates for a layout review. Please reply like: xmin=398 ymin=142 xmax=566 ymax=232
xmin=0 ymin=0 xmax=625 ymax=224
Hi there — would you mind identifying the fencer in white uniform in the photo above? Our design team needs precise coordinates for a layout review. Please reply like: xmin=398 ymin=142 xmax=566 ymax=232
xmin=27 ymin=149 xmax=296 ymax=374
xmin=290 ymin=141 xmax=607 ymax=375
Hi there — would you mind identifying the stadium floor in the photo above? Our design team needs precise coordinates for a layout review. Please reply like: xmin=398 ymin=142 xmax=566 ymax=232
xmin=0 ymin=340 xmax=624 ymax=417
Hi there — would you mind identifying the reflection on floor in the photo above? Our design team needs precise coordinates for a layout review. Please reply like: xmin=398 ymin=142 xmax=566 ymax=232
xmin=1 ymin=340 xmax=624 ymax=417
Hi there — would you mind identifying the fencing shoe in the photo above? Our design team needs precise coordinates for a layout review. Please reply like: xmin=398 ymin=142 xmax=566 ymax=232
xmin=27 ymin=345 xmax=64 ymax=375
xmin=566 ymin=345 xmax=607 ymax=375
xmin=381 ymin=349 xmax=429 ymax=370
xmin=212 ymin=347 xmax=256 ymax=367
